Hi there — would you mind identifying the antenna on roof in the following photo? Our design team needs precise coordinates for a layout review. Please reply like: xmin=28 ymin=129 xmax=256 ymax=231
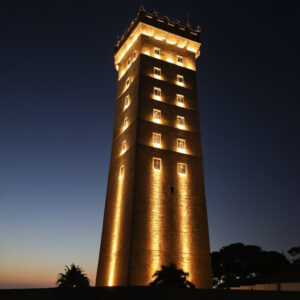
xmin=186 ymin=0 xmax=190 ymax=25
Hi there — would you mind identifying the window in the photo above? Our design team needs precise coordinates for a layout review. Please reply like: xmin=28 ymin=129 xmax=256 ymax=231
xmin=120 ymin=165 xmax=124 ymax=178
xmin=177 ymin=163 xmax=187 ymax=175
xmin=153 ymin=132 xmax=161 ymax=147
xmin=133 ymin=50 xmax=136 ymax=59
xmin=177 ymin=116 xmax=185 ymax=126
xmin=126 ymin=77 xmax=130 ymax=87
xmin=121 ymin=140 xmax=127 ymax=153
xmin=177 ymin=94 xmax=184 ymax=106
xmin=153 ymin=157 xmax=161 ymax=170
xmin=127 ymin=57 xmax=131 ymax=66
xmin=154 ymin=47 xmax=161 ymax=56
xmin=177 ymin=75 xmax=184 ymax=85
xmin=124 ymin=117 xmax=128 ymax=129
xmin=124 ymin=95 xmax=130 ymax=109
xmin=154 ymin=67 xmax=161 ymax=77
xmin=153 ymin=87 xmax=161 ymax=100
xmin=153 ymin=109 xmax=161 ymax=122
xmin=177 ymin=55 xmax=183 ymax=64
xmin=177 ymin=138 xmax=186 ymax=152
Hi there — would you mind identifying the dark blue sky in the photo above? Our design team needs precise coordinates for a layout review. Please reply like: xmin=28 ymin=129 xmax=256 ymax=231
xmin=0 ymin=0 xmax=299 ymax=288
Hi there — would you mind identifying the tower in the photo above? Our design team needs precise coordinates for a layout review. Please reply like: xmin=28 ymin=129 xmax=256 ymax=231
xmin=96 ymin=7 xmax=212 ymax=288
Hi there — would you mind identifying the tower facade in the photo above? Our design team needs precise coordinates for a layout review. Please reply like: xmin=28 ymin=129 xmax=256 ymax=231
xmin=96 ymin=8 xmax=212 ymax=288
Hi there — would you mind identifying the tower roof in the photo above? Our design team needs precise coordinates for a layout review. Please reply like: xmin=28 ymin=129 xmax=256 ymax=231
xmin=115 ymin=6 xmax=201 ymax=53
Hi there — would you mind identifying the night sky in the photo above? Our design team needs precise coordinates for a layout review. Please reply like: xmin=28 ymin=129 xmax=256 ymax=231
xmin=0 ymin=0 xmax=299 ymax=288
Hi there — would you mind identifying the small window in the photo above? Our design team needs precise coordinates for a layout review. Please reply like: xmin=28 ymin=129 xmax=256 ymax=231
xmin=120 ymin=165 xmax=124 ymax=178
xmin=154 ymin=47 xmax=161 ymax=56
xmin=153 ymin=132 xmax=161 ymax=146
xmin=177 ymin=94 xmax=184 ymax=106
xmin=170 ymin=186 xmax=174 ymax=193
xmin=154 ymin=67 xmax=161 ymax=77
xmin=126 ymin=77 xmax=130 ymax=87
xmin=153 ymin=157 xmax=161 ymax=170
xmin=177 ymin=163 xmax=187 ymax=175
xmin=177 ymin=75 xmax=184 ymax=84
xmin=127 ymin=57 xmax=131 ymax=66
xmin=133 ymin=51 xmax=137 ymax=59
xmin=177 ymin=138 xmax=186 ymax=151
xmin=177 ymin=116 xmax=185 ymax=126
xmin=177 ymin=55 xmax=183 ymax=64
xmin=124 ymin=117 xmax=128 ymax=129
xmin=154 ymin=87 xmax=161 ymax=97
xmin=153 ymin=109 xmax=161 ymax=121
xmin=124 ymin=95 xmax=130 ymax=109
xmin=122 ymin=140 xmax=127 ymax=153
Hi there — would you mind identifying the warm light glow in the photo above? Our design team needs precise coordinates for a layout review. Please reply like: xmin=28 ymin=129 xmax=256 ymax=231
xmin=154 ymin=47 xmax=161 ymax=57
xmin=177 ymin=94 xmax=184 ymax=107
xmin=152 ymin=132 xmax=161 ymax=148
xmin=177 ymin=116 xmax=185 ymax=130
xmin=153 ymin=87 xmax=161 ymax=101
xmin=108 ymin=165 xmax=125 ymax=286
xmin=153 ymin=109 xmax=161 ymax=124
xmin=177 ymin=139 xmax=186 ymax=153
xmin=123 ymin=117 xmax=128 ymax=131
xmin=124 ymin=95 xmax=130 ymax=110
xmin=177 ymin=75 xmax=184 ymax=86
xmin=149 ymin=157 xmax=163 ymax=281
xmin=177 ymin=164 xmax=191 ymax=280
xmin=121 ymin=141 xmax=126 ymax=155
xmin=153 ymin=67 xmax=162 ymax=80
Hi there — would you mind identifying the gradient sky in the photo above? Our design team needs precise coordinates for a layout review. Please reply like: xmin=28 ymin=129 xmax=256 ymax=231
xmin=0 ymin=0 xmax=299 ymax=289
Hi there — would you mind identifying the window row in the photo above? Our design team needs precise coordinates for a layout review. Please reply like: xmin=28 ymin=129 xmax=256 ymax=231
xmin=154 ymin=47 xmax=184 ymax=65
xmin=153 ymin=88 xmax=185 ymax=106
xmin=122 ymin=111 xmax=185 ymax=133
xmin=119 ymin=160 xmax=187 ymax=178
xmin=153 ymin=67 xmax=184 ymax=86
xmin=120 ymin=133 xmax=186 ymax=155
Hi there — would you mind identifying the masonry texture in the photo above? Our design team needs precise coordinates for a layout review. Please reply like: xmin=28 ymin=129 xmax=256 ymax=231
xmin=96 ymin=7 xmax=212 ymax=288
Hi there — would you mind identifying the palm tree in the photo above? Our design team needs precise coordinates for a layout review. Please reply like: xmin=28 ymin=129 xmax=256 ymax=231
xmin=150 ymin=263 xmax=195 ymax=288
xmin=56 ymin=264 xmax=90 ymax=288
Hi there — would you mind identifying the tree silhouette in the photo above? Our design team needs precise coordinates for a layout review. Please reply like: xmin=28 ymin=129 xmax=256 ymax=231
xmin=150 ymin=263 xmax=195 ymax=288
xmin=56 ymin=264 xmax=90 ymax=288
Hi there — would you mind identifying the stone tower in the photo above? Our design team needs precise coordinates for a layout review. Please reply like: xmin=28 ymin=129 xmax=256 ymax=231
xmin=96 ymin=7 xmax=212 ymax=288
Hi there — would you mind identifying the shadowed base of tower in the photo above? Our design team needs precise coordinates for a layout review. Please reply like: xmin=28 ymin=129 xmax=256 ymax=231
xmin=0 ymin=287 xmax=299 ymax=300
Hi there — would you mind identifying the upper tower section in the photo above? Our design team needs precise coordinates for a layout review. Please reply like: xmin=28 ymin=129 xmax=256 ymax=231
xmin=114 ymin=6 xmax=201 ymax=77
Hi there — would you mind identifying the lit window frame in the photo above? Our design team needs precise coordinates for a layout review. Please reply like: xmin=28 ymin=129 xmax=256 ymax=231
xmin=127 ymin=57 xmax=131 ymax=66
xmin=124 ymin=95 xmax=130 ymax=110
xmin=152 ymin=132 xmax=161 ymax=147
xmin=153 ymin=157 xmax=161 ymax=171
xmin=154 ymin=67 xmax=161 ymax=78
xmin=177 ymin=115 xmax=185 ymax=128
xmin=177 ymin=162 xmax=187 ymax=175
xmin=121 ymin=140 xmax=127 ymax=154
xmin=177 ymin=138 xmax=186 ymax=151
xmin=153 ymin=87 xmax=161 ymax=100
xmin=177 ymin=94 xmax=184 ymax=106
xmin=177 ymin=55 xmax=183 ymax=64
xmin=120 ymin=165 xmax=124 ymax=178
xmin=154 ymin=47 xmax=161 ymax=56
xmin=177 ymin=74 xmax=184 ymax=85
xmin=153 ymin=109 xmax=161 ymax=123
xmin=124 ymin=117 xmax=128 ymax=129
xmin=126 ymin=77 xmax=130 ymax=87
xmin=133 ymin=50 xmax=137 ymax=60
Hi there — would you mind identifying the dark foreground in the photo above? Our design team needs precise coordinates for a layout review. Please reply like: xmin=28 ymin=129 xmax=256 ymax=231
xmin=1 ymin=286 xmax=300 ymax=300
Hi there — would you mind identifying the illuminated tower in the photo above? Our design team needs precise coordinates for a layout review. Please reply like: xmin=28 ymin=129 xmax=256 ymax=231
xmin=96 ymin=7 xmax=212 ymax=288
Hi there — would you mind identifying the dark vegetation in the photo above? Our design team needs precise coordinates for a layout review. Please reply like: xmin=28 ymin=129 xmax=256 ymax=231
xmin=211 ymin=243 xmax=300 ymax=288
xmin=56 ymin=264 xmax=90 ymax=288
xmin=149 ymin=263 xmax=195 ymax=288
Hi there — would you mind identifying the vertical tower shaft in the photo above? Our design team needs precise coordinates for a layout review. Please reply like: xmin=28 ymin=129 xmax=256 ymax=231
xmin=96 ymin=8 xmax=212 ymax=288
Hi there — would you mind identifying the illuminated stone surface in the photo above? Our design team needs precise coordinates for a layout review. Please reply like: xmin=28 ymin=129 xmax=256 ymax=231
xmin=96 ymin=7 xmax=212 ymax=288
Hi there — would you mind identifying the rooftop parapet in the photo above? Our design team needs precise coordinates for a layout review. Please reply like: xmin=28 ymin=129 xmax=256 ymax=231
xmin=115 ymin=6 xmax=201 ymax=53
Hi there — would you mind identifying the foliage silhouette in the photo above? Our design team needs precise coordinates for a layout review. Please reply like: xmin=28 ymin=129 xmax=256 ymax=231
xmin=56 ymin=264 xmax=90 ymax=288
xmin=288 ymin=246 xmax=300 ymax=258
xmin=211 ymin=243 xmax=293 ymax=288
xmin=150 ymin=263 xmax=195 ymax=288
